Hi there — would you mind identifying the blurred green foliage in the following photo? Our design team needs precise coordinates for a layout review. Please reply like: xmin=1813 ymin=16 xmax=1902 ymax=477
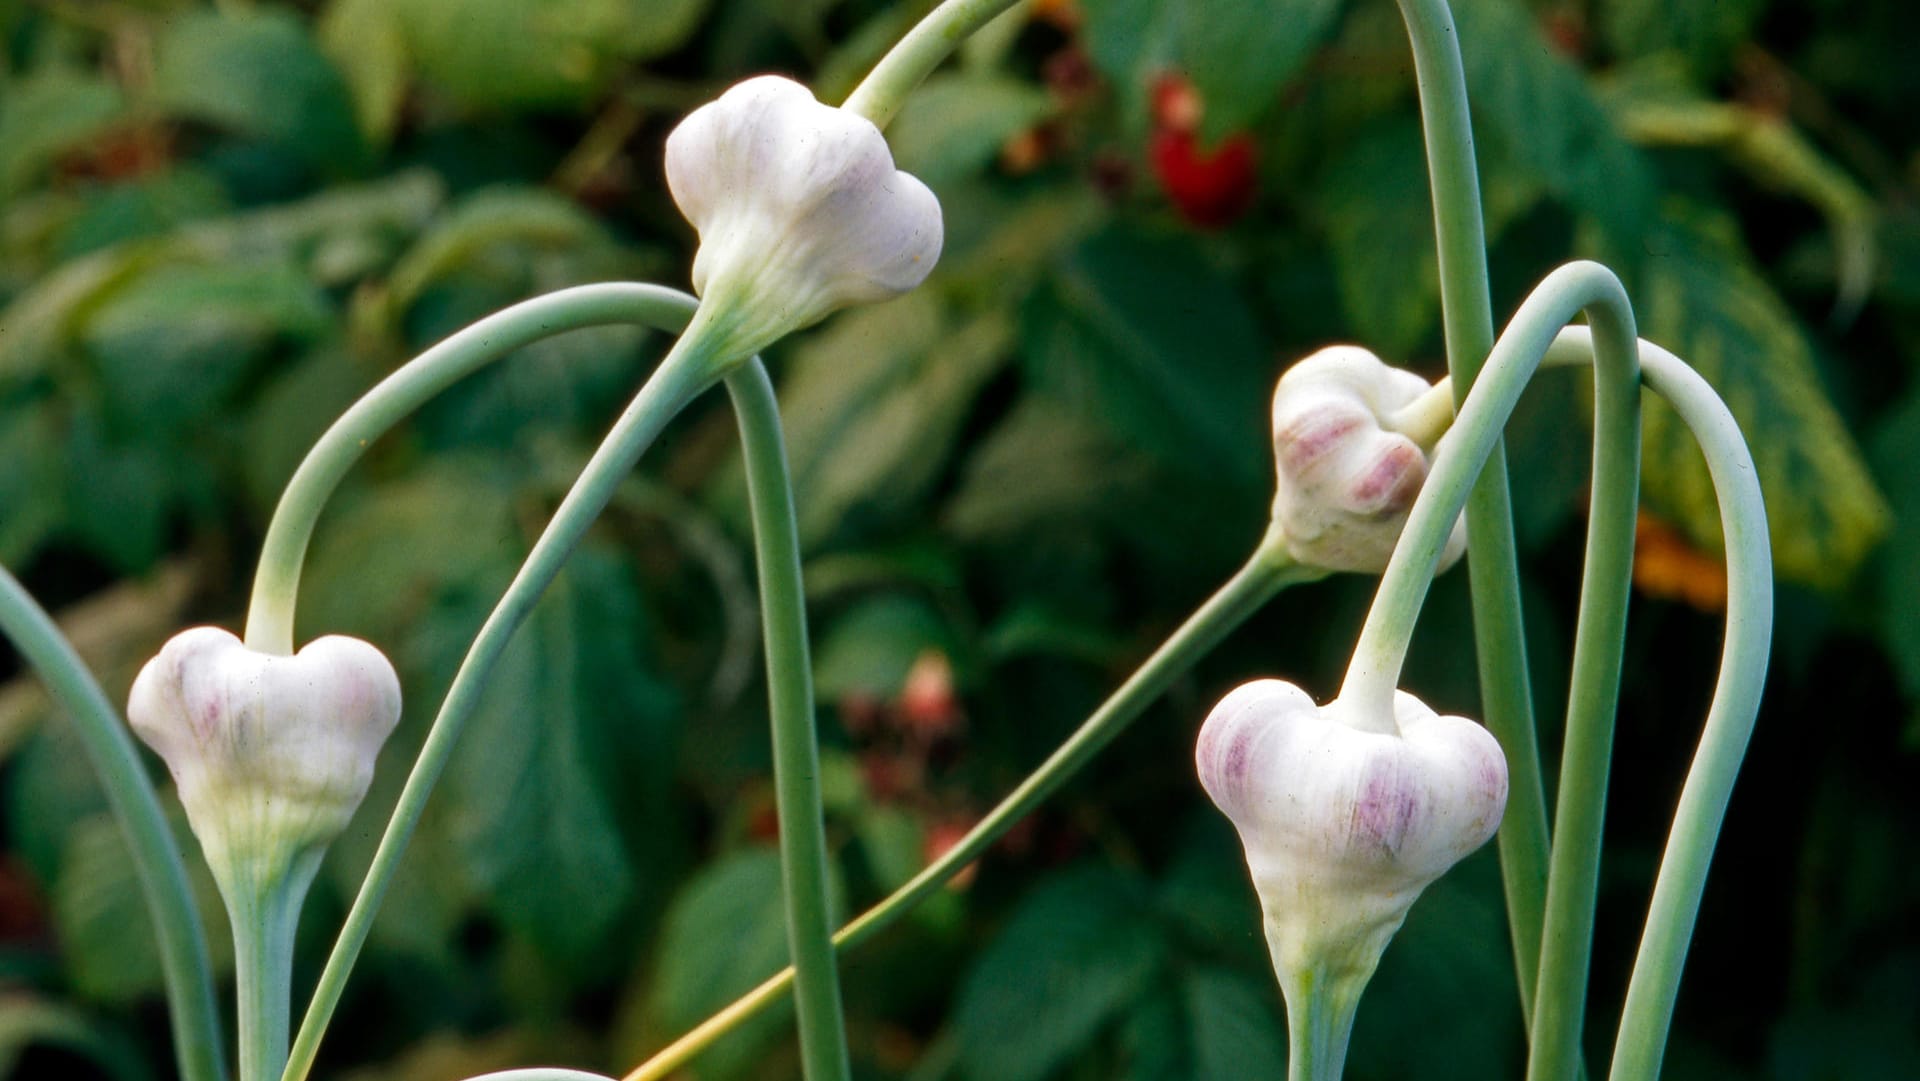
xmin=1 ymin=0 xmax=1917 ymax=1079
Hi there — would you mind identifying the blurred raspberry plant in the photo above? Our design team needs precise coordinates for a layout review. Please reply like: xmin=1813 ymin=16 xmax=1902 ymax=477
xmin=3 ymin=0 xmax=1920 ymax=1075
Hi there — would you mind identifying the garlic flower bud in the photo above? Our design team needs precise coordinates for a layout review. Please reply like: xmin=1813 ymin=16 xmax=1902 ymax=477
xmin=128 ymin=627 xmax=401 ymax=896
xmin=665 ymin=75 xmax=943 ymax=357
xmin=1270 ymin=345 xmax=1463 ymax=574
xmin=1196 ymin=679 xmax=1505 ymax=992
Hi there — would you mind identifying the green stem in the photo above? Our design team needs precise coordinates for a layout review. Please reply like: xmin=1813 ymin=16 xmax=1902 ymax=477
xmin=245 ymin=283 xmax=724 ymax=656
xmin=724 ymin=360 xmax=852 ymax=1081
xmin=1283 ymin=970 xmax=1363 ymax=1081
xmin=623 ymin=530 xmax=1316 ymax=1081
xmin=228 ymin=856 xmax=319 ymax=1081
xmin=281 ymin=296 xmax=729 ymax=1081
xmin=1528 ymin=313 xmax=1642 ymax=1081
xmin=1540 ymin=330 xmax=1772 ymax=1081
xmin=1391 ymin=0 xmax=1554 ymax=1020
xmin=840 ymin=0 xmax=1025 ymax=127
xmin=1334 ymin=262 xmax=1638 ymax=1080
xmin=1340 ymin=262 xmax=1637 ymax=712
xmin=0 ymin=568 xmax=229 ymax=1081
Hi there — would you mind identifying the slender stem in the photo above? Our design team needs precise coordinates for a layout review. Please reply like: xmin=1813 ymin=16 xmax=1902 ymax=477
xmin=1540 ymin=330 xmax=1773 ymax=1081
xmin=840 ymin=0 xmax=1024 ymax=127
xmin=1391 ymin=0 xmax=1554 ymax=1020
xmin=623 ymin=532 xmax=1316 ymax=1081
xmin=281 ymin=298 xmax=728 ymax=1081
xmin=1283 ymin=970 xmax=1363 ymax=1081
xmin=460 ymin=1072 xmax=617 ymax=1081
xmin=0 ymin=568 xmax=229 ymax=1081
xmin=1528 ymin=306 xmax=1642 ymax=1081
xmin=245 ymin=283 xmax=725 ymax=656
xmin=1333 ymin=262 xmax=1639 ymax=1081
xmin=1340 ymin=262 xmax=1636 ymax=713
xmin=724 ymin=360 xmax=852 ymax=1081
xmin=228 ymin=857 xmax=319 ymax=1081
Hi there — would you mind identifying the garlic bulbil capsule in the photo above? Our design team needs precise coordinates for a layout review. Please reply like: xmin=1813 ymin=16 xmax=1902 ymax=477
xmin=128 ymin=626 xmax=401 ymax=897
xmin=1196 ymin=679 xmax=1506 ymax=1057
xmin=665 ymin=75 xmax=943 ymax=358
xmin=1270 ymin=345 xmax=1463 ymax=574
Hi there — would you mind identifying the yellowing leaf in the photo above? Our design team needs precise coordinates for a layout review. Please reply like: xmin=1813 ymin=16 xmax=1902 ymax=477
xmin=1632 ymin=204 xmax=1889 ymax=588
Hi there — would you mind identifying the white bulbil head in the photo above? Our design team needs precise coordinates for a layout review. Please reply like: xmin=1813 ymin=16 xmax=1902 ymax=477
xmin=128 ymin=626 xmax=401 ymax=894
xmin=1269 ymin=345 xmax=1464 ymax=574
xmin=1196 ymin=678 xmax=1506 ymax=984
xmin=665 ymin=75 xmax=943 ymax=355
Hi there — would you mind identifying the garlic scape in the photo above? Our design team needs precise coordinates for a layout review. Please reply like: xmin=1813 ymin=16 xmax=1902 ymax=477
xmin=665 ymin=75 xmax=944 ymax=361
xmin=1197 ymin=678 xmax=1507 ymax=1078
xmin=1268 ymin=345 xmax=1462 ymax=575
xmin=128 ymin=627 xmax=401 ymax=904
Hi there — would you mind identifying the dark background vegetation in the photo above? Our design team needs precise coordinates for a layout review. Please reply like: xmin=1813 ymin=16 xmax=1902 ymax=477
xmin=2 ymin=0 xmax=1917 ymax=1078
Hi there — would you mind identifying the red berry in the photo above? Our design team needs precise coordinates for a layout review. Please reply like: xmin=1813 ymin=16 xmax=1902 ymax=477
xmin=1150 ymin=129 xmax=1258 ymax=229
xmin=1151 ymin=72 xmax=1205 ymax=133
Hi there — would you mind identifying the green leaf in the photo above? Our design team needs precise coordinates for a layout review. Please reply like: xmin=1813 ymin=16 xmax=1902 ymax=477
xmin=943 ymin=396 xmax=1153 ymax=542
xmin=386 ymin=186 xmax=617 ymax=312
xmin=642 ymin=849 xmax=801 ymax=1080
xmin=4 ymin=722 xmax=110 ymax=885
xmin=953 ymin=865 xmax=1167 ymax=1081
xmin=1020 ymin=227 xmax=1269 ymax=487
xmin=318 ymin=0 xmax=413 ymax=147
xmin=1454 ymin=0 xmax=1655 ymax=244
xmin=0 ymin=69 xmax=124 ymax=197
xmin=0 ymin=403 xmax=64 ymax=566
xmin=1177 ymin=0 xmax=1345 ymax=142
xmin=812 ymin=594 xmax=956 ymax=702
xmin=79 ymin=259 xmax=333 ymax=434
xmin=608 ymin=0 xmax=711 ymax=60
xmin=1315 ymin=118 xmax=1440 ymax=359
xmin=1870 ymin=387 xmax=1920 ymax=695
xmin=436 ymin=544 xmax=662 ymax=962
xmin=0 ymin=994 xmax=153 ymax=1081
xmin=300 ymin=459 xmax=522 ymax=639
xmin=1154 ymin=818 xmax=1261 ymax=961
xmin=150 ymin=10 xmax=369 ymax=173
xmin=1081 ymin=0 xmax=1345 ymax=140
xmin=51 ymin=813 xmax=230 ymax=1006
xmin=62 ymin=411 xmax=180 ymax=573
xmin=1598 ymin=0 xmax=1763 ymax=76
xmin=394 ymin=0 xmax=630 ymax=111
xmin=1632 ymin=205 xmax=1890 ymax=588
xmin=53 ymin=169 xmax=231 ymax=260
xmin=1181 ymin=967 xmax=1289 ymax=1080
xmin=888 ymin=73 xmax=1054 ymax=186
xmin=240 ymin=345 xmax=386 ymax=515
xmin=714 ymin=293 xmax=1011 ymax=549
xmin=1346 ymin=855 xmax=1521 ymax=1080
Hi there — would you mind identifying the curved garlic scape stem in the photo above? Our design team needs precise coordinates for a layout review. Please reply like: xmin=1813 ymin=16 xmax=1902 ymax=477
xmin=665 ymin=75 xmax=943 ymax=360
xmin=129 ymin=626 xmax=402 ymax=1081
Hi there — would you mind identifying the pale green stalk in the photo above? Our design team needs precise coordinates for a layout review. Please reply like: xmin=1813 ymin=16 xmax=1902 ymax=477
xmin=1540 ymin=329 xmax=1773 ymax=1081
xmin=840 ymin=0 xmax=1025 ymax=127
xmin=725 ymin=360 xmax=852 ymax=1081
xmin=1391 ymin=0 xmax=1555 ymax=1017
xmin=280 ymin=293 xmax=732 ymax=1081
xmin=1336 ymin=262 xmax=1639 ymax=1081
xmin=245 ymin=283 xmax=725 ymax=656
xmin=1284 ymin=971 xmax=1364 ymax=1081
xmin=625 ymin=529 xmax=1317 ymax=1081
xmin=0 ymin=568 xmax=229 ymax=1081
xmin=227 ymin=855 xmax=321 ymax=1081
